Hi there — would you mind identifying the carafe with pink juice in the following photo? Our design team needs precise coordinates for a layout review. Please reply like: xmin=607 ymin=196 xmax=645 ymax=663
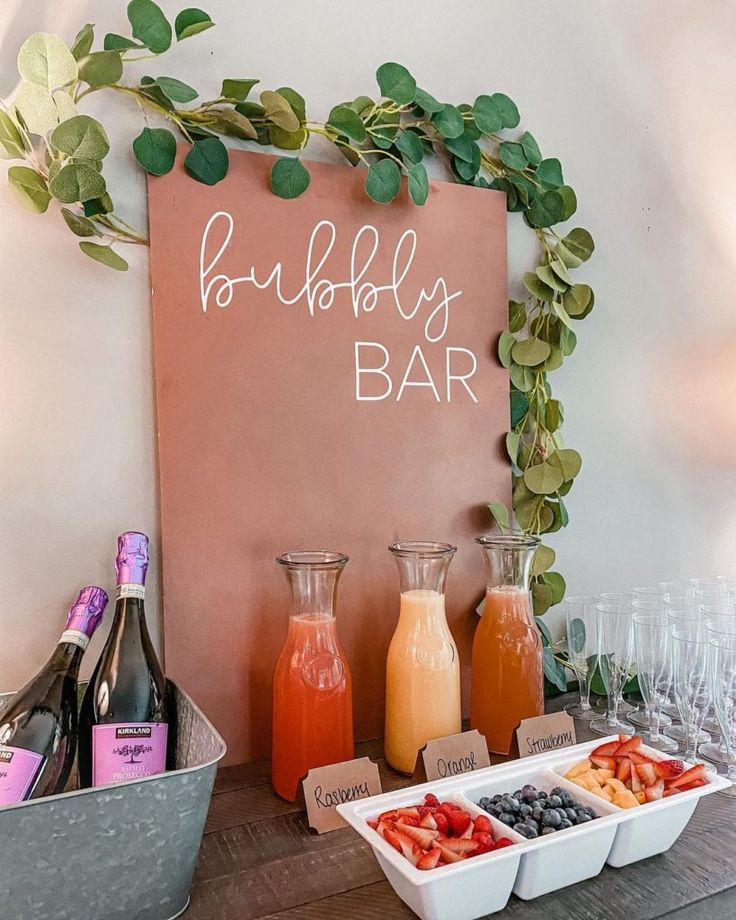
xmin=384 ymin=541 xmax=461 ymax=774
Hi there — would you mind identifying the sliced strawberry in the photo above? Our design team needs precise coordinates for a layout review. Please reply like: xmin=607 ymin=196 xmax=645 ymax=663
xmin=678 ymin=778 xmax=708 ymax=791
xmin=615 ymin=735 xmax=642 ymax=758
xmin=417 ymin=847 xmax=442 ymax=870
xmin=378 ymin=809 xmax=400 ymax=824
xmin=636 ymin=763 xmax=657 ymax=787
xmin=434 ymin=812 xmax=449 ymax=835
xmin=663 ymin=788 xmax=678 ymax=797
xmin=619 ymin=733 xmax=633 ymax=742
xmin=437 ymin=843 xmax=465 ymax=863
xmin=495 ymin=837 xmax=514 ymax=848
xmin=383 ymin=826 xmax=403 ymax=853
xmin=442 ymin=837 xmax=478 ymax=855
xmin=615 ymin=758 xmax=632 ymax=782
xmin=644 ymin=778 xmax=665 ymax=802
xmin=396 ymin=815 xmax=420 ymax=827
xmin=398 ymin=807 xmax=420 ymax=818
xmin=628 ymin=750 xmax=656 ymax=765
xmin=377 ymin=820 xmax=395 ymax=839
xmin=424 ymin=793 xmax=440 ymax=807
xmin=448 ymin=809 xmax=472 ymax=836
xmin=396 ymin=832 xmax=422 ymax=866
xmin=654 ymin=759 xmax=685 ymax=780
xmin=630 ymin=764 xmax=642 ymax=793
xmin=417 ymin=805 xmax=436 ymax=818
xmin=592 ymin=740 xmax=621 ymax=757
xmin=399 ymin=824 xmax=440 ymax=849
xmin=367 ymin=819 xmax=379 ymax=830
xmin=473 ymin=815 xmax=492 ymax=835
xmin=590 ymin=754 xmax=617 ymax=770
xmin=438 ymin=803 xmax=456 ymax=819
xmin=419 ymin=813 xmax=438 ymax=830
xmin=472 ymin=831 xmax=494 ymax=846
xmin=471 ymin=832 xmax=496 ymax=855
xmin=666 ymin=763 xmax=707 ymax=789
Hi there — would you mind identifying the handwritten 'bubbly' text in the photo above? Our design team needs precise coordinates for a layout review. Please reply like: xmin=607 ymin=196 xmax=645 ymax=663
xmin=199 ymin=211 xmax=480 ymax=403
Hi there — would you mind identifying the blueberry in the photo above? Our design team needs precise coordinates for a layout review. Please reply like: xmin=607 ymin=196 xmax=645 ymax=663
xmin=577 ymin=812 xmax=592 ymax=824
xmin=542 ymin=808 xmax=561 ymax=828
xmin=513 ymin=789 xmax=523 ymax=799
xmin=491 ymin=794 xmax=503 ymax=805
xmin=506 ymin=796 xmax=521 ymax=813
xmin=565 ymin=808 xmax=578 ymax=823
xmin=548 ymin=794 xmax=562 ymax=809
xmin=551 ymin=786 xmax=565 ymax=797
xmin=541 ymin=826 xmax=556 ymax=835
xmin=521 ymin=784 xmax=538 ymax=802
xmin=560 ymin=792 xmax=574 ymax=808
xmin=583 ymin=806 xmax=597 ymax=819
xmin=498 ymin=812 xmax=516 ymax=827
xmin=523 ymin=822 xmax=539 ymax=838
xmin=556 ymin=808 xmax=568 ymax=820
xmin=479 ymin=797 xmax=491 ymax=810
xmin=519 ymin=803 xmax=533 ymax=818
xmin=531 ymin=806 xmax=544 ymax=822
xmin=513 ymin=822 xmax=539 ymax=839
xmin=559 ymin=818 xmax=573 ymax=830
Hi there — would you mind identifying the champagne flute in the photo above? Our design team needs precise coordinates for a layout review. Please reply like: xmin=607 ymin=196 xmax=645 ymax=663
xmin=627 ymin=598 xmax=672 ymax=728
xmin=632 ymin=611 xmax=678 ymax=751
xmin=700 ymin=615 xmax=736 ymax=765
xmin=664 ymin=608 xmax=711 ymax=747
xmin=597 ymin=592 xmax=635 ymax=715
xmin=591 ymin=603 xmax=635 ymax=736
xmin=708 ymin=631 xmax=736 ymax=796
xmin=671 ymin=625 xmax=716 ymax=771
xmin=563 ymin=596 xmax=599 ymax=721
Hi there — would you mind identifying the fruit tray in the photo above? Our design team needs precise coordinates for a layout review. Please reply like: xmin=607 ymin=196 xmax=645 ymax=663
xmin=337 ymin=736 xmax=729 ymax=920
xmin=0 ymin=680 xmax=226 ymax=920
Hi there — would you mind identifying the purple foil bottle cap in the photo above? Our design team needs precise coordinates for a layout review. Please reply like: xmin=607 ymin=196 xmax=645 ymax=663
xmin=116 ymin=531 xmax=149 ymax=586
xmin=66 ymin=586 xmax=109 ymax=638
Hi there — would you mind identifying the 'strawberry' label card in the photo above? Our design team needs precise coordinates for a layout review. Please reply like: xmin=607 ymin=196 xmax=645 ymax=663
xmin=416 ymin=730 xmax=490 ymax=782
xmin=517 ymin=712 xmax=576 ymax=759
xmin=302 ymin=757 xmax=382 ymax=833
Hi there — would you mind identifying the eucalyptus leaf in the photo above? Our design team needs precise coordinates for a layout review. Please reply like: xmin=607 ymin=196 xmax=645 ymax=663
xmin=472 ymin=95 xmax=503 ymax=134
xmin=512 ymin=337 xmax=550 ymax=367
xmin=510 ymin=363 xmax=534 ymax=392
xmin=526 ymin=189 xmax=565 ymax=229
xmin=365 ymin=158 xmax=401 ymax=203
xmin=60 ymin=207 xmax=100 ymax=237
xmin=78 ymin=51 xmax=123 ymax=87
xmin=376 ymin=62 xmax=416 ymax=105
xmin=155 ymin=76 xmax=198 ymax=103
xmin=552 ymin=301 xmax=575 ymax=331
xmin=563 ymin=283 xmax=593 ymax=317
xmin=552 ymin=448 xmax=582 ymax=481
xmin=128 ymin=0 xmax=172 ymax=54
xmin=559 ymin=185 xmax=578 ymax=220
xmin=221 ymin=79 xmax=259 ymax=102
xmin=499 ymin=141 xmax=527 ymax=171
xmin=79 ymin=241 xmax=129 ymax=271
xmin=349 ymin=95 xmax=373 ymax=115
xmin=532 ymin=544 xmax=556 ymax=576
xmin=184 ymin=136 xmax=228 ymax=185
xmin=395 ymin=129 xmax=424 ymax=164
xmin=537 ymin=617 xmax=554 ymax=647
xmin=560 ymin=227 xmax=595 ymax=262
xmin=525 ymin=461 xmax=564 ymax=495
xmin=522 ymin=271 xmax=554 ymax=301
xmin=550 ymin=259 xmax=573 ymax=285
xmin=560 ymin=324 xmax=577 ymax=356
xmin=488 ymin=501 xmax=510 ymax=531
xmin=568 ymin=616 xmax=586 ymax=655
xmin=536 ymin=265 xmax=567 ymax=293
xmin=275 ymin=87 xmax=306 ymax=123
xmin=71 ymin=23 xmax=94 ymax=60
xmin=0 ymin=111 xmax=26 ymax=159
xmin=414 ymin=87 xmax=442 ymax=114
xmin=51 ymin=115 xmax=110 ymax=160
xmin=132 ymin=126 xmax=176 ymax=175
xmin=490 ymin=92 xmax=520 ymax=128
xmin=510 ymin=390 xmax=529 ymax=426
xmin=445 ymin=134 xmax=476 ymax=163
xmin=505 ymin=431 xmax=520 ymax=465
xmin=534 ymin=583 xmax=554 ymax=618
xmin=543 ymin=571 xmax=566 ymax=605
xmin=209 ymin=108 xmax=258 ymax=140
xmin=14 ymin=82 xmax=58 ymax=135
xmin=104 ymin=34 xmax=144 ymax=51
xmin=174 ymin=8 xmax=215 ymax=40
xmin=509 ymin=300 xmax=526 ymax=333
xmin=260 ymin=90 xmax=299 ymax=131
xmin=268 ymin=124 xmax=307 ymax=149
xmin=83 ymin=193 xmax=113 ymax=216
xmin=52 ymin=90 xmax=78 ymax=123
xmin=431 ymin=104 xmax=464 ymax=139
xmin=520 ymin=131 xmax=542 ymax=167
xmin=270 ymin=156 xmax=310 ymax=199
xmin=18 ymin=33 xmax=77 ymax=90
xmin=49 ymin=162 xmax=106 ymax=203
xmin=408 ymin=162 xmax=429 ymax=206
xmin=327 ymin=105 xmax=366 ymax=143
xmin=536 ymin=157 xmax=563 ymax=189
xmin=497 ymin=330 xmax=514 ymax=368
xmin=7 ymin=166 xmax=50 ymax=213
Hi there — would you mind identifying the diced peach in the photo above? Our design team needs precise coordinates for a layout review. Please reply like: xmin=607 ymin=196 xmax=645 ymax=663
xmin=566 ymin=759 xmax=592 ymax=779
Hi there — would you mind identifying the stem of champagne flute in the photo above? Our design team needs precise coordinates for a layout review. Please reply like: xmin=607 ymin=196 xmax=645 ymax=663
xmin=684 ymin=720 xmax=697 ymax=763
xmin=648 ymin=699 xmax=661 ymax=742
xmin=609 ymin=680 xmax=620 ymax=726
xmin=578 ymin=671 xmax=591 ymax=710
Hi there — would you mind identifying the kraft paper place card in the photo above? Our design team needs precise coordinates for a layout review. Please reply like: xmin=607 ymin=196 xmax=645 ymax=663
xmin=415 ymin=730 xmax=491 ymax=782
xmin=301 ymin=757 xmax=382 ymax=833
xmin=516 ymin=712 xmax=576 ymax=759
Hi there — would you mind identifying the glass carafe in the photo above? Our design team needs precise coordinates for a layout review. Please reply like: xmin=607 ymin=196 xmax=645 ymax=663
xmin=471 ymin=532 xmax=543 ymax=755
xmin=271 ymin=551 xmax=354 ymax=801
xmin=385 ymin=541 xmax=461 ymax=774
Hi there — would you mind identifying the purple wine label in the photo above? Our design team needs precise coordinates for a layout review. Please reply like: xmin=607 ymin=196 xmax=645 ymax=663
xmin=66 ymin=586 xmax=108 ymax=638
xmin=0 ymin=745 xmax=43 ymax=805
xmin=91 ymin=722 xmax=168 ymax=786
xmin=116 ymin=532 xmax=149 ymax=587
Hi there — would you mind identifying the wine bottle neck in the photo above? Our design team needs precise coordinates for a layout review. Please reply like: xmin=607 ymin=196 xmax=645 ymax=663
xmin=49 ymin=635 xmax=85 ymax=674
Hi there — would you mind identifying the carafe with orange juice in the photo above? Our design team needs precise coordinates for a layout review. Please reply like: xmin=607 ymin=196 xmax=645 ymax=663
xmin=271 ymin=551 xmax=354 ymax=801
xmin=385 ymin=541 xmax=461 ymax=774
xmin=471 ymin=532 xmax=544 ymax=755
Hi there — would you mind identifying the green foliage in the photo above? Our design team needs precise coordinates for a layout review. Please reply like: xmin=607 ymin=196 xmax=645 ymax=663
xmin=3 ymin=22 xmax=596 ymax=637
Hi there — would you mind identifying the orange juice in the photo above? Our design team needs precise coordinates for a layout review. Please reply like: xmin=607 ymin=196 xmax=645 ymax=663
xmin=385 ymin=589 xmax=461 ymax=774
xmin=271 ymin=612 xmax=353 ymax=801
xmin=471 ymin=586 xmax=543 ymax=754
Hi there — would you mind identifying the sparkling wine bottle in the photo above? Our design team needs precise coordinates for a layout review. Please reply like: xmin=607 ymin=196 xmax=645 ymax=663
xmin=79 ymin=532 xmax=171 ymax=787
xmin=0 ymin=586 xmax=108 ymax=806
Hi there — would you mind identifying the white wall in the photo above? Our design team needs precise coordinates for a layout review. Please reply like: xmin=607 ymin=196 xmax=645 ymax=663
xmin=2 ymin=0 xmax=736 ymax=691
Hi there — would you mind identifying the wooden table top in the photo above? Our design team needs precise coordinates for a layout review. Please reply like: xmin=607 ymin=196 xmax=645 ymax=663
xmin=186 ymin=695 xmax=736 ymax=920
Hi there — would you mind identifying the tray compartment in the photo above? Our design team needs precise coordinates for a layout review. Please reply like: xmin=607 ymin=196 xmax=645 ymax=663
xmin=0 ymin=680 xmax=226 ymax=920
xmin=462 ymin=766 xmax=618 ymax=899
xmin=339 ymin=786 xmax=524 ymax=920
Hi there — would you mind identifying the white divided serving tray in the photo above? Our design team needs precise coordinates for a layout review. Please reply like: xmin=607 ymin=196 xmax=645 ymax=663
xmin=337 ymin=735 xmax=729 ymax=920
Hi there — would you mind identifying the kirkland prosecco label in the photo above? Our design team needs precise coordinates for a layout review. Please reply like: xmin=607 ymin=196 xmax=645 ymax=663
xmin=0 ymin=745 xmax=43 ymax=805
xmin=116 ymin=583 xmax=146 ymax=600
xmin=92 ymin=722 xmax=168 ymax=786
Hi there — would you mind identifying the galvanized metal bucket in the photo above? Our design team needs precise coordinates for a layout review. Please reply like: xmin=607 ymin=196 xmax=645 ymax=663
xmin=0 ymin=680 xmax=226 ymax=920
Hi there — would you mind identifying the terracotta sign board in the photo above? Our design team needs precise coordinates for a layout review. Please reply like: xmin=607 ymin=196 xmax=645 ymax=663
xmin=417 ymin=729 xmax=491 ymax=782
xmin=301 ymin=756 xmax=382 ymax=833
xmin=149 ymin=148 xmax=510 ymax=764
xmin=516 ymin=713 xmax=577 ymax=759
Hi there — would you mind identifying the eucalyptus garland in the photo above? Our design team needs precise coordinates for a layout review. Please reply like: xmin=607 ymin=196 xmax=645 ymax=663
xmin=0 ymin=2 xmax=595 ymax=685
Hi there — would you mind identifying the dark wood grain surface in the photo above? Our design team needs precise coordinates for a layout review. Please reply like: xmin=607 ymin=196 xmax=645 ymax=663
xmin=187 ymin=697 xmax=736 ymax=920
